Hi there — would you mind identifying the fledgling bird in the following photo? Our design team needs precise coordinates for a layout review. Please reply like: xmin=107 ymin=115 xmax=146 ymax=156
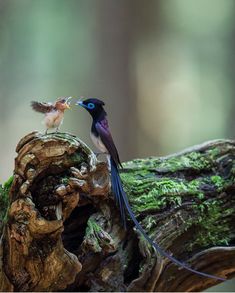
xmin=77 ymin=98 xmax=225 ymax=282
xmin=31 ymin=97 xmax=71 ymax=133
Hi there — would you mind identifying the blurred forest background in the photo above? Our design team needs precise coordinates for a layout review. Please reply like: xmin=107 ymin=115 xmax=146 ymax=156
xmin=0 ymin=0 xmax=234 ymax=291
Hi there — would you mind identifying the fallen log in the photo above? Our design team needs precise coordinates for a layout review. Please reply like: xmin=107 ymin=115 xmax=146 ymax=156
xmin=0 ymin=132 xmax=234 ymax=291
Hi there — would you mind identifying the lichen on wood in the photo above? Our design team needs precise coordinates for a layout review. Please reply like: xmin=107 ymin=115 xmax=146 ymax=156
xmin=0 ymin=133 xmax=234 ymax=292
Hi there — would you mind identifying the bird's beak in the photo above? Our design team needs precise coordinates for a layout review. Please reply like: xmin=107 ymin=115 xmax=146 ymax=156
xmin=76 ymin=101 xmax=84 ymax=107
xmin=65 ymin=103 xmax=71 ymax=109
xmin=65 ymin=96 xmax=73 ymax=109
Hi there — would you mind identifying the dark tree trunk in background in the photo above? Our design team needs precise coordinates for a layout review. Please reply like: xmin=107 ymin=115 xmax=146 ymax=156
xmin=95 ymin=0 xmax=134 ymax=160
xmin=0 ymin=132 xmax=235 ymax=292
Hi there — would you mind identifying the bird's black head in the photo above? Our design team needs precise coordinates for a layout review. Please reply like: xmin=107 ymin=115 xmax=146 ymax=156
xmin=77 ymin=98 xmax=106 ymax=120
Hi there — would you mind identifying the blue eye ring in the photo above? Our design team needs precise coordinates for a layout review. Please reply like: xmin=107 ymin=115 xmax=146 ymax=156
xmin=87 ymin=102 xmax=95 ymax=109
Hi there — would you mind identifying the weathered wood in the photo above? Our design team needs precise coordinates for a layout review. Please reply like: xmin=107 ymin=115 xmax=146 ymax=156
xmin=0 ymin=132 xmax=235 ymax=292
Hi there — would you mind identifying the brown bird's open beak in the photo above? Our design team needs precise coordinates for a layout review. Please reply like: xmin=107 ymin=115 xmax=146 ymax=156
xmin=65 ymin=103 xmax=71 ymax=109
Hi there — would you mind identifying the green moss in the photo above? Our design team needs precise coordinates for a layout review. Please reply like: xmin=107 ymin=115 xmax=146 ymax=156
xmin=68 ymin=151 xmax=86 ymax=165
xmin=87 ymin=218 xmax=102 ymax=234
xmin=61 ymin=177 xmax=69 ymax=185
xmin=0 ymin=186 xmax=8 ymax=221
xmin=121 ymin=166 xmax=231 ymax=215
xmin=155 ymin=152 xmax=211 ymax=173
xmin=210 ymin=175 xmax=225 ymax=191
xmin=121 ymin=152 xmax=215 ymax=214
xmin=121 ymin=170 xmax=207 ymax=214
xmin=207 ymin=147 xmax=220 ymax=159
xmin=197 ymin=192 xmax=204 ymax=199
xmin=130 ymin=179 xmax=187 ymax=213
xmin=83 ymin=217 xmax=115 ymax=253
xmin=84 ymin=218 xmax=103 ymax=253
xmin=123 ymin=152 xmax=212 ymax=173
xmin=144 ymin=215 xmax=157 ymax=231
xmin=187 ymin=200 xmax=233 ymax=251
xmin=0 ymin=175 xmax=13 ymax=226
xmin=121 ymin=146 xmax=234 ymax=250
xmin=84 ymin=217 xmax=106 ymax=253
xmin=3 ymin=175 xmax=14 ymax=190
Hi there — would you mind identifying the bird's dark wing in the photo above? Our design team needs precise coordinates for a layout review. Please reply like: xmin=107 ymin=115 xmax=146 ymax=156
xmin=95 ymin=118 xmax=122 ymax=167
xmin=31 ymin=101 xmax=55 ymax=113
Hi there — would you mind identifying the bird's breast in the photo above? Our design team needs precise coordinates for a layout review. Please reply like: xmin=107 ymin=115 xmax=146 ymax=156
xmin=90 ymin=132 xmax=107 ymax=153
xmin=44 ymin=111 xmax=64 ymax=128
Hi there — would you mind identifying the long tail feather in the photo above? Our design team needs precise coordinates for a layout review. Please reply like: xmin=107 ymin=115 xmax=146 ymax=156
xmin=111 ymin=161 xmax=127 ymax=229
xmin=110 ymin=158 xmax=225 ymax=281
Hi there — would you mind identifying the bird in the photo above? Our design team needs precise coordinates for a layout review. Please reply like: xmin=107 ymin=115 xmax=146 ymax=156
xmin=31 ymin=97 xmax=72 ymax=134
xmin=77 ymin=97 xmax=225 ymax=282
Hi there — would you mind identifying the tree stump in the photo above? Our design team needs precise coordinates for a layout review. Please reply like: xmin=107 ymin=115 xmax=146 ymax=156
xmin=0 ymin=131 xmax=234 ymax=292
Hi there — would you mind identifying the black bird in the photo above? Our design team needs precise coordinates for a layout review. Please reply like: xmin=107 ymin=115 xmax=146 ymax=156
xmin=77 ymin=98 xmax=225 ymax=282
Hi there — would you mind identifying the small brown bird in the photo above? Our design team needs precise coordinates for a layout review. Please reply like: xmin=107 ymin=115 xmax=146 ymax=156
xmin=31 ymin=97 xmax=71 ymax=133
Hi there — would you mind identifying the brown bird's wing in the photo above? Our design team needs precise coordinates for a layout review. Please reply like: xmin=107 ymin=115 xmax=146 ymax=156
xmin=31 ymin=101 xmax=55 ymax=113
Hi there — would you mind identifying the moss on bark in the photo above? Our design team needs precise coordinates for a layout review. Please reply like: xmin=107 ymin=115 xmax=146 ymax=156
xmin=120 ymin=140 xmax=235 ymax=253
xmin=1 ymin=134 xmax=235 ymax=292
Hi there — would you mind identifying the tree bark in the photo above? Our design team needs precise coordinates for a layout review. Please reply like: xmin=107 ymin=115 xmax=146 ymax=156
xmin=0 ymin=132 xmax=234 ymax=292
